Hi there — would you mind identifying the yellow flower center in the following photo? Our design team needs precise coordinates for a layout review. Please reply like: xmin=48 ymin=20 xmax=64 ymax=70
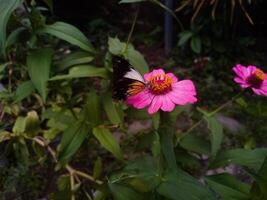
xmin=253 ymin=69 xmax=266 ymax=81
xmin=148 ymin=74 xmax=173 ymax=94
xmin=247 ymin=69 xmax=266 ymax=88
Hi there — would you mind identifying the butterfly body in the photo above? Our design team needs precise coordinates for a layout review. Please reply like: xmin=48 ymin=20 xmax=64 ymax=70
xmin=112 ymin=56 xmax=146 ymax=100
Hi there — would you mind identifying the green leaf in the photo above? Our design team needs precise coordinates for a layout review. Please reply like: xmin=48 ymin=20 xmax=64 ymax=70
xmin=178 ymin=31 xmax=193 ymax=46
xmin=205 ymin=173 xmax=251 ymax=200
xmin=179 ymin=133 xmax=211 ymax=155
xmin=27 ymin=48 xmax=53 ymax=101
xmin=13 ymin=137 xmax=29 ymax=165
xmin=119 ymin=0 xmax=146 ymax=3
xmin=43 ymin=0 xmax=54 ymax=13
xmin=82 ymin=91 xmax=101 ymax=126
xmin=0 ymin=0 xmax=22 ymax=56
xmin=205 ymin=116 xmax=223 ymax=156
xmin=93 ymin=157 xmax=102 ymax=179
xmin=236 ymin=97 xmax=248 ymax=108
xmin=109 ymin=183 xmax=145 ymax=200
xmin=0 ymin=131 xmax=12 ymax=143
xmin=127 ymin=48 xmax=149 ymax=74
xmin=12 ymin=116 xmax=26 ymax=135
xmin=5 ymin=27 xmax=26 ymax=49
xmin=93 ymin=127 xmax=123 ymax=160
xmin=108 ymin=37 xmax=149 ymax=74
xmin=42 ymin=106 xmax=75 ymax=130
xmin=93 ymin=190 xmax=106 ymax=200
xmin=50 ymin=65 xmax=108 ymax=80
xmin=209 ymin=148 xmax=267 ymax=170
xmin=24 ymin=111 xmax=40 ymax=137
xmin=119 ymin=156 xmax=161 ymax=190
xmin=57 ymin=174 xmax=70 ymax=191
xmin=28 ymin=7 xmax=46 ymax=30
xmin=127 ymin=178 xmax=151 ymax=193
xmin=58 ymin=121 xmax=89 ymax=165
xmin=52 ymin=175 xmax=71 ymax=199
xmin=108 ymin=37 xmax=126 ymax=55
xmin=103 ymin=91 xmax=123 ymax=125
xmin=190 ymin=36 xmax=201 ymax=54
xmin=250 ymin=156 xmax=267 ymax=199
xmin=0 ymin=62 xmax=10 ymax=73
xmin=157 ymin=170 xmax=216 ymax=200
xmin=55 ymin=51 xmax=94 ymax=72
xmin=175 ymin=151 xmax=201 ymax=168
xmin=13 ymin=80 xmax=35 ymax=102
xmin=39 ymin=22 xmax=95 ymax=53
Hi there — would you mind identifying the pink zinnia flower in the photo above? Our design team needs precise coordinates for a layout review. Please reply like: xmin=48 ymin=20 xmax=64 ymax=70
xmin=233 ymin=64 xmax=267 ymax=96
xmin=127 ymin=69 xmax=197 ymax=114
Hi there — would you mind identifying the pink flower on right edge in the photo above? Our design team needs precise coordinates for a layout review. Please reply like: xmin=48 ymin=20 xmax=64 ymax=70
xmin=233 ymin=64 xmax=267 ymax=96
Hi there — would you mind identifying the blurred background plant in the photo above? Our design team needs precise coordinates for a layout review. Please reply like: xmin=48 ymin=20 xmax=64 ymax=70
xmin=0 ymin=0 xmax=267 ymax=199
xmin=175 ymin=0 xmax=257 ymax=24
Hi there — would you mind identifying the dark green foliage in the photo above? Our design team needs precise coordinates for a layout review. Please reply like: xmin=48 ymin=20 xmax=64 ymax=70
xmin=0 ymin=0 xmax=266 ymax=199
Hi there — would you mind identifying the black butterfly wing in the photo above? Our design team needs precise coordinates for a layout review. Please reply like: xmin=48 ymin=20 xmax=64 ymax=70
xmin=112 ymin=56 xmax=145 ymax=100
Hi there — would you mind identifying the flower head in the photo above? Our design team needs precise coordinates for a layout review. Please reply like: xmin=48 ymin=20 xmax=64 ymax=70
xmin=127 ymin=69 xmax=197 ymax=114
xmin=233 ymin=64 xmax=267 ymax=96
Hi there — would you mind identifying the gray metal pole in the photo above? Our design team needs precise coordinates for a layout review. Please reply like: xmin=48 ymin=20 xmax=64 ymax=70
xmin=164 ymin=0 xmax=173 ymax=56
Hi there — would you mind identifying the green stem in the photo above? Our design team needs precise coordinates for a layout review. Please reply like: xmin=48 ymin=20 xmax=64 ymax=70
xmin=177 ymin=90 xmax=244 ymax=141
xmin=151 ymin=0 xmax=184 ymax=31
xmin=122 ymin=8 xmax=139 ymax=55
xmin=207 ymin=91 xmax=244 ymax=117
xmin=25 ymin=136 xmax=103 ymax=186
xmin=159 ymin=112 xmax=177 ymax=170
xmin=110 ymin=174 xmax=139 ymax=183
xmin=74 ymin=170 xmax=103 ymax=185
xmin=70 ymin=174 xmax=76 ymax=200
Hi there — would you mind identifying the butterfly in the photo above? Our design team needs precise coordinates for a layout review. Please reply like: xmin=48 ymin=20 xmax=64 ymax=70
xmin=112 ymin=56 xmax=146 ymax=100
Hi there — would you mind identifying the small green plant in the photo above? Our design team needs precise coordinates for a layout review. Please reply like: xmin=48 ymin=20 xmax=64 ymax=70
xmin=178 ymin=23 xmax=203 ymax=54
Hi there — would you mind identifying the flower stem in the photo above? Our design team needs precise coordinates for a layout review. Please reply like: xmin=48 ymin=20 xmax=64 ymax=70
xmin=207 ymin=91 xmax=244 ymax=117
xmin=122 ymin=8 xmax=139 ymax=55
xmin=177 ymin=91 xmax=244 ymax=141
xmin=159 ymin=111 xmax=177 ymax=170
xmin=74 ymin=170 xmax=103 ymax=185
xmin=151 ymin=0 xmax=184 ymax=31
xmin=70 ymin=174 xmax=76 ymax=200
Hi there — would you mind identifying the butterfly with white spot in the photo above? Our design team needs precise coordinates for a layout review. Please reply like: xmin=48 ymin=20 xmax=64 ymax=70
xmin=112 ymin=56 xmax=146 ymax=100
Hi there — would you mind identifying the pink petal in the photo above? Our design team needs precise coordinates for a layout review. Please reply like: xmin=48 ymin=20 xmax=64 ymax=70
xmin=148 ymin=96 xmax=163 ymax=114
xmin=234 ymin=77 xmax=246 ymax=84
xmin=168 ymin=80 xmax=197 ymax=105
xmin=252 ymin=80 xmax=267 ymax=96
xmin=252 ymin=88 xmax=267 ymax=96
xmin=166 ymin=73 xmax=178 ymax=82
xmin=247 ymin=65 xmax=257 ymax=76
xmin=169 ymin=91 xmax=197 ymax=105
xmin=160 ymin=95 xmax=175 ymax=112
xmin=127 ymin=89 xmax=152 ymax=109
xmin=234 ymin=77 xmax=250 ymax=88
xmin=134 ymin=93 xmax=153 ymax=109
xmin=152 ymin=69 xmax=165 ymax=76
xmin=144 ymin=71 xmax=154 ymax=82
xmin=233 ymin=64 xmax=256 ymax=79
xmin=233 ymin=64 xmax=247 ymax=78
xmin=172 ymin=80 xmax=196 ymax=94
xmin=144 ymin=69 xmax=165 ymax=81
